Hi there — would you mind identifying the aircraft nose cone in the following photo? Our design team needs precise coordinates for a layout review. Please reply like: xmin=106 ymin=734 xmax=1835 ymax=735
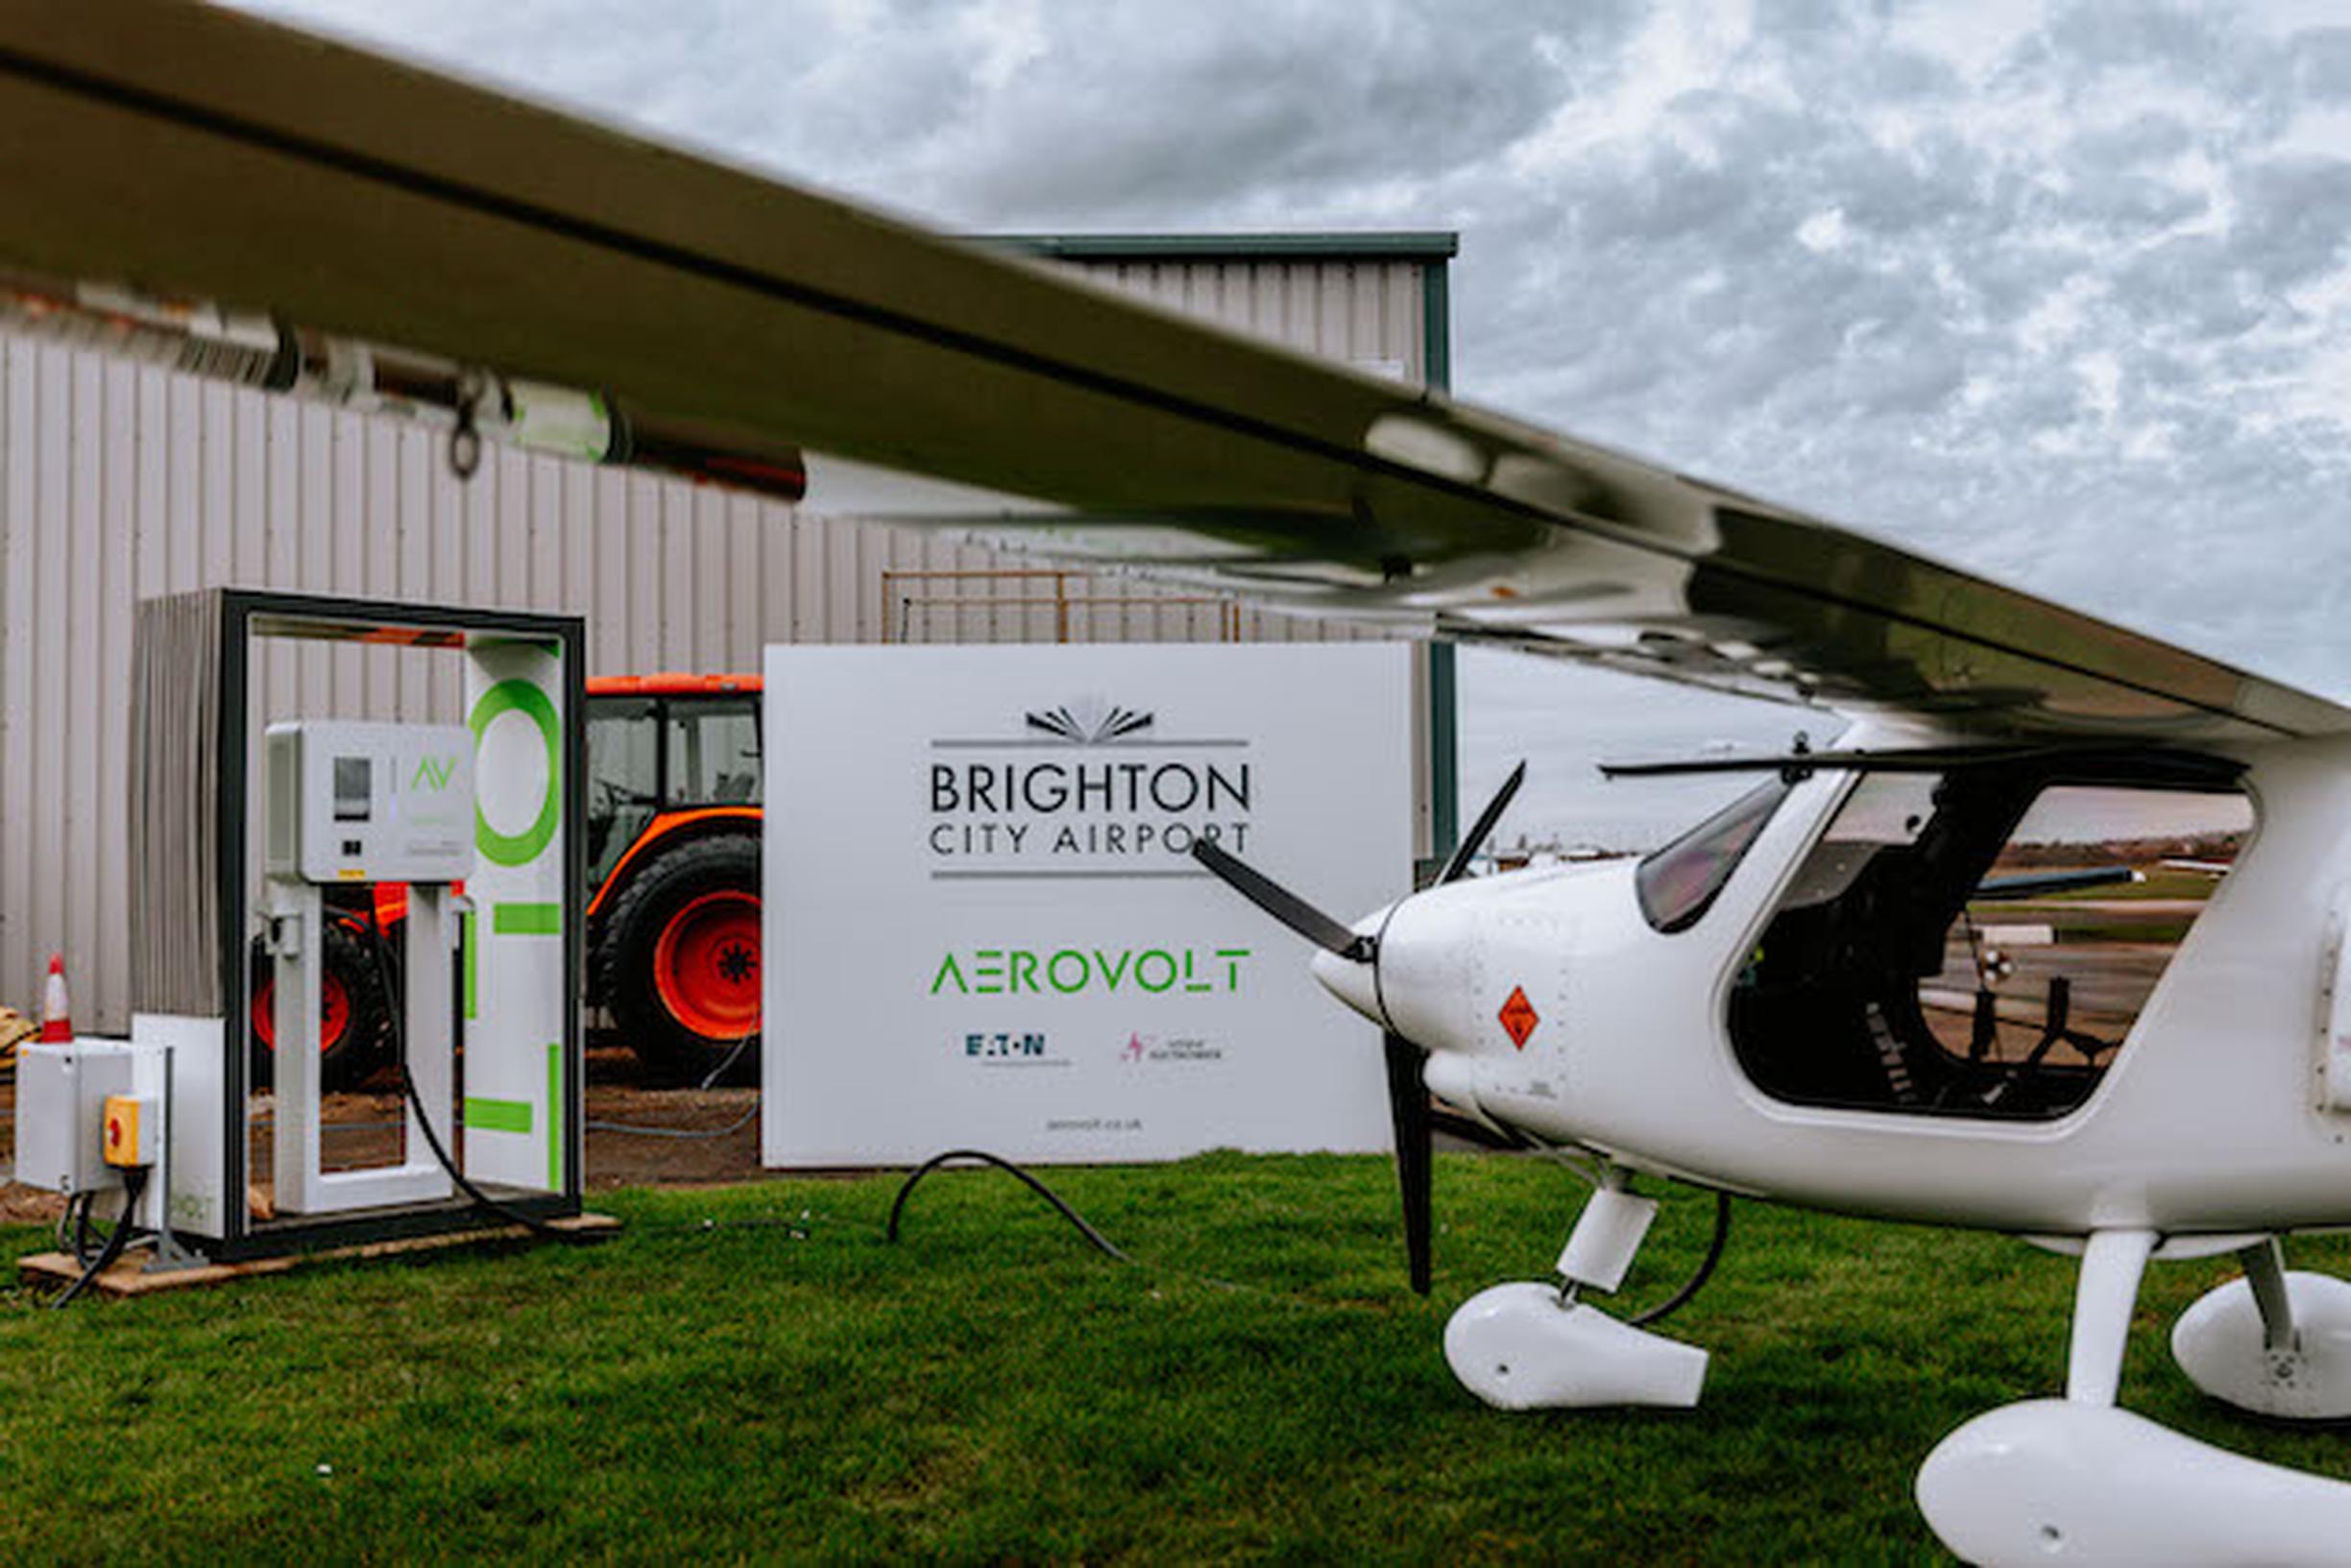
xmin=1310 ymin=910 xmax=1388 ymax=1027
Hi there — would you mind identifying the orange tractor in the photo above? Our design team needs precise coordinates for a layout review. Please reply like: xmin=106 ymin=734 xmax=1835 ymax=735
xmin=252 ymin=673 xmax=765 ymax=1086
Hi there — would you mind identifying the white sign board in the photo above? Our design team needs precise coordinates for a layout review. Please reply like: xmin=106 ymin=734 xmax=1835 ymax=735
xmin=763 ymin=643 xmax=1414 ymax=1166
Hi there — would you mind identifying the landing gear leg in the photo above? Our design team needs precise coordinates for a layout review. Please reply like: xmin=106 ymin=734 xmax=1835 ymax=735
xmin=1442 ymin=1170 xmax=1709 ymax=1411
xmin=1918 ymin=1229 xmax=2351 ymax=1567
xmin=2238 ymin=1236 xmax=2297 ymax=1358
xmin=2172 ymin=1234 xmax=2351 ymax=1418
xmin=2065 ymin=1227 xmax=2156 ymax=1406
xmin=1551 ymin=1171 xmax=1656 ymax=1300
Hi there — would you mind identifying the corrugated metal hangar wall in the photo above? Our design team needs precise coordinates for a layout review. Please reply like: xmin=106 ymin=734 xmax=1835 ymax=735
xmin=0 ymin=233 xmax=1456 ymax=1030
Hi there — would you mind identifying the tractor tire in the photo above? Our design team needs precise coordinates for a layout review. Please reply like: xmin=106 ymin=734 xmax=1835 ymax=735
xmin=597 ymin=832 xmax=762 ymax=1085
xmin=249 ymin=918 xmax=389 ymax=1092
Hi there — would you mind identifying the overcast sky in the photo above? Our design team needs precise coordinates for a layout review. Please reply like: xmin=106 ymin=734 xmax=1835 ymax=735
xmin=242 ymin=0 xmax=2351 ymax=846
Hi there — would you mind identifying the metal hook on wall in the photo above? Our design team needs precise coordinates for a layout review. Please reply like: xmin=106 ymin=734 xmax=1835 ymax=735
xmin=448 ymin=371 xmax=487 ymax=481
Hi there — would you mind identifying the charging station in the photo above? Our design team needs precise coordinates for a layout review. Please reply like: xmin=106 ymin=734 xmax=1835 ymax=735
xmin=263 ymin=718 xmax=473 ymax=1217
xmin=16 ymin=588 xmax=586 ymax=1269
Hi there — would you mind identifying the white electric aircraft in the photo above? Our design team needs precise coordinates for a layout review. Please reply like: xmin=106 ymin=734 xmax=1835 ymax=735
xmin=12 ymin=8 xmax=2351 ymax=1560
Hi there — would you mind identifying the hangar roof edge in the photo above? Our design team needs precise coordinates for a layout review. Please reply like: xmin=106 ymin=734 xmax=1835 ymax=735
xmin=982 ymin=232 xmax=1460 ymax=262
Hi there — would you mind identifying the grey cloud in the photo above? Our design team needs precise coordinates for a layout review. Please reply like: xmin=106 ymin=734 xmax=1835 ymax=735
xmin=1849 ymin=47 xmax=1964 ymax=102
xmin=2229 ymin=157 xmax=2351 ymax=289
xmin=2037 ymin=2 xmax=2241 ymax=75
xmin=1811 ymin=331 xmax=1972 ymax=416
xmin=2052 ymin=171 xmax=2208 ymax=229
xmin=1752 ymin=0 xmax=1893 ymax=44
xmin=911 ymin=1 xmax=1640 ymax=225
xmin=2290 ymin=28 xmax=2351 ymax=98
xmin=1988 ymin=379 xmax=2081 ymax=431
xmin=1818 ymin=136 xmax=1985 ymax=240
xmin=2067 ymin=113 xmax=2195 ymax=168
xmin=1573 ymin=149 xmax=1762 ymax=247
xmin=2114 ymin=235 xmax=2271 ymax=337
xmin=2127 ymin=348 xmax=2201 ymax=389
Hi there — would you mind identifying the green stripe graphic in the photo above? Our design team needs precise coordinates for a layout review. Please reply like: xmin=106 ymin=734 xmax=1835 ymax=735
xmin=494 ymin=902 xmax=563 ymax=935
xmin=465 ymin=1097 xmax=533 ymax=1134
xmin=462 ymin=908 xmax=478 ymax=1019
xmin=546 ymin=1042 xmax=564 ymax=1191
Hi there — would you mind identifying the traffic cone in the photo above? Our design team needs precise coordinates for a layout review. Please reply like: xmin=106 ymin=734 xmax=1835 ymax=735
xmin=37 ymin=953 xmax=72 ymax=1044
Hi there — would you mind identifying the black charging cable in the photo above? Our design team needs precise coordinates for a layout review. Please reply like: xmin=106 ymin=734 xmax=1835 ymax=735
xmin=885 ymin=1149 xmax=1131 ymax=1265
xmin=364 ymin=902 xmax=586 ymax=1245
xmin=50 ymin=1168 xmax=149 ymax=1309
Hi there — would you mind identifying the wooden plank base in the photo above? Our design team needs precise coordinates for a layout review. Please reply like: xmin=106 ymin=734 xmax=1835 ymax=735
xmin=18 ymin=1212 xmax=621 ymax=1299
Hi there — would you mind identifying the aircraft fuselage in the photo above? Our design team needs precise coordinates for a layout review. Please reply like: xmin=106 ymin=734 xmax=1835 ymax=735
xmin=1332 ymin=726 xmax=2351 ymax=1238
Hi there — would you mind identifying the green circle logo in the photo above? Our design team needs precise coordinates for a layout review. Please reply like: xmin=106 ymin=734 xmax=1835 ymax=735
xmin=470 ymin=678 xmax=561 ymax=867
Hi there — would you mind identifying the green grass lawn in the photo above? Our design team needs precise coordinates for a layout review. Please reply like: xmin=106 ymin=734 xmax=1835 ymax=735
xmin=1978 ymin=868 xmax=2220 ymax=905
xmin=3 ymin=1154 xmax=2346 ymax=1563
xmin=2072 ymin=868 xmax=2226 ymax=902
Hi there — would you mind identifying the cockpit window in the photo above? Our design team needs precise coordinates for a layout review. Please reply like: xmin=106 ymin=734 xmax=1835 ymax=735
xmin=1637 ymin=778 xmax=1795 ymax=933
xmin=1727 ymin=762 xmax=2250 ymax=1122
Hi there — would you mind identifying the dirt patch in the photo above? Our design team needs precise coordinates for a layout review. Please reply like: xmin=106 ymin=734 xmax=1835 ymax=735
xmin=575 ymin=1040 xmax=771 ymax=1188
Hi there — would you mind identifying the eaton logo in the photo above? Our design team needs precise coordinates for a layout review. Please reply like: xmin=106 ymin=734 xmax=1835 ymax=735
xmin=965 ymin=1030 xmax=1048 ymax=1059
xmin=958 ymin=1029 xmax=1070 ymax=1070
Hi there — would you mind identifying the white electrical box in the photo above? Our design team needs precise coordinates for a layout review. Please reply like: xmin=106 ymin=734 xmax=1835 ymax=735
xmin=265 ymin=720 xmax=475 ymax=884
xmin=15 ymin=1041 xmax=134 ymax=1194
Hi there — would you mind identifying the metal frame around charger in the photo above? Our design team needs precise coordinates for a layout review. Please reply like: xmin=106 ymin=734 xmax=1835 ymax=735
xmin=200 ymin=588 xmax=585 ymax=1261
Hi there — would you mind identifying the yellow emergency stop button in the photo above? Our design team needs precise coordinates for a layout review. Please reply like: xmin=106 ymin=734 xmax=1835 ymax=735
xmin=102 ymin=1094 xmax=151 ymax=1168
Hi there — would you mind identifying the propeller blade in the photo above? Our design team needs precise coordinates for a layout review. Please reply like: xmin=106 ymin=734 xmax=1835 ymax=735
xmin=1438 ymin=760 xmax=1528 ymax=885
xmin=1190 ymin=837 xmax=1370 ymax=960
xmin=1384 ymin=1030 xmax=1434 ymax=1295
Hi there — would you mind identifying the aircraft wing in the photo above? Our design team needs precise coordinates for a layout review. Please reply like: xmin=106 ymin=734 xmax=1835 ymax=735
xmin=0 ymin=4 xmax=2340 ymax=745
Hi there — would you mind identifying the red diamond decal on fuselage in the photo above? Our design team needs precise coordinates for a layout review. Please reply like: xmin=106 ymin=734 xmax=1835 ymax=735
xmin=1498 ymin=986 xmax=1539 ymax=1049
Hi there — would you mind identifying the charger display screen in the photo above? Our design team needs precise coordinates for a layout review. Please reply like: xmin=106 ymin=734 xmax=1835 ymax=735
xmin=332 ymin=756 xmax=372 ymax=821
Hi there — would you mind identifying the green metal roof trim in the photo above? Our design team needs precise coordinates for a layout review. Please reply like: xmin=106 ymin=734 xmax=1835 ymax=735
xmin=987 ymin=231 xmax=1460 ymax=261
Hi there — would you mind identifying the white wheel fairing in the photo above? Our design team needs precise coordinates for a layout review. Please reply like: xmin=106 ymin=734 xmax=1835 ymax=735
xmin=2172 ymin=1270 xmax=2351 ymax=1420
xmin=1917 ymin=1398 xmax=2351 ymax=1568
xmin=1442 ymin=1283 xmax=1707 ymax=1411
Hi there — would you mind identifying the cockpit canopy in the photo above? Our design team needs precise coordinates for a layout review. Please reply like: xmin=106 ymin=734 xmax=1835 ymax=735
xmin=1646 ymin=749 xmax=2250 ymax=1122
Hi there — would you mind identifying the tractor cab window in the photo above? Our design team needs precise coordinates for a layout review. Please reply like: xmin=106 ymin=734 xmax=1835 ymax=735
xmin=1728 ymin=760 xmax=2248 ymax=1122
xmin=586 ymin=697 xmax=659 ymax=885
xmin=667 ymin=697 xmax=762 ymax=806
